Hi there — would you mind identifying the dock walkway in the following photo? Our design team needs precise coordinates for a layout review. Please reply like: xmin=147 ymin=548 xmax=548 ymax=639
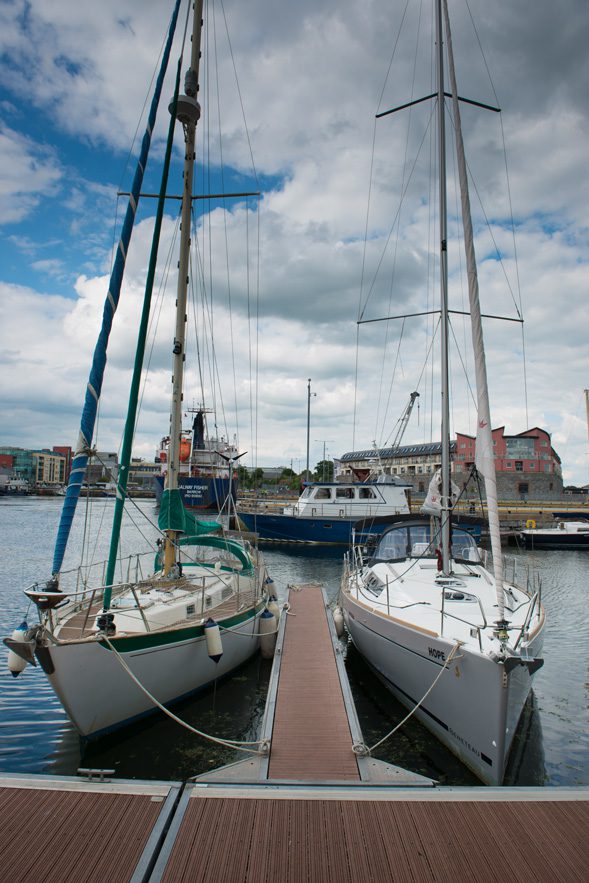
xmin=1 ymin=776 xmax=587 ymax=882
xmin=266 ymin=582 xmax=361 ymax=781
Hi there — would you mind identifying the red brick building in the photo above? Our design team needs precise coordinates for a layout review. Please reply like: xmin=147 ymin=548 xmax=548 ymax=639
xmin=454 ymin=427 xmax=562 ymax=500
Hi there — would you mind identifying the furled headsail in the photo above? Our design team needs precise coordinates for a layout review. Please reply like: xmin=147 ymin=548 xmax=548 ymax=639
xmin=51 ymin=1 xmax=183 ymax=578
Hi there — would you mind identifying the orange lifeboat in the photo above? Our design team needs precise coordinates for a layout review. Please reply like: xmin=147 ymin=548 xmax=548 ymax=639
xmin=179 ymin=439 xmax=191 ymax=462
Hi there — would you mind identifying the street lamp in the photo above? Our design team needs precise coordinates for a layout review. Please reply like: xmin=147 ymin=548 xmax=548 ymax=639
xmin=306 ymin=378 xmax=317 ymax=482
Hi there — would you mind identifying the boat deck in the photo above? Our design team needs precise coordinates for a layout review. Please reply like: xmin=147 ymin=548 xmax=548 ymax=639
xmin=54 ymin=588 xmax=258 ymax=641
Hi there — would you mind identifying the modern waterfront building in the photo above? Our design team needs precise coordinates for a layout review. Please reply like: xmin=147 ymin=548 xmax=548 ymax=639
xmin=32 ymin=450 xmax=67 ymax=486
xmin=0 ymin=447 xmax=36 ymax=484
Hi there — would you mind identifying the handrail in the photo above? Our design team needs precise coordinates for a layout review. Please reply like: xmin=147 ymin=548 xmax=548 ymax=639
xmin=512 ymin=590 xmax=540 ymax=650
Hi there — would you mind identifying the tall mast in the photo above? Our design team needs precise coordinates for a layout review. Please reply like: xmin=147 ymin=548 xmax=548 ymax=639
xmin=163 ymin=0 xmax=204 ymax=574
xmin=435 ymin=0 xmax=451 ymax=575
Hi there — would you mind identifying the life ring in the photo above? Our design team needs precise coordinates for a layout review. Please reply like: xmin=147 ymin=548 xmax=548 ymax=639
xmin=525 ymin=519 xmax=536 ymax=529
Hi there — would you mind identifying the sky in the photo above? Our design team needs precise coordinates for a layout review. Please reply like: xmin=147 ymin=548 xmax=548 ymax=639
xmin=0 ymin=0 xmax=588 ymax=486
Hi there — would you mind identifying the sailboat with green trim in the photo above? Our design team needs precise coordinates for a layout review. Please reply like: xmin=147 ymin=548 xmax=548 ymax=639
xmin=3 ymin=0 xmax=272 ymax=739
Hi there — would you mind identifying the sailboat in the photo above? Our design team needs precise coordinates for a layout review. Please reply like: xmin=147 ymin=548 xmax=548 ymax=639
xmin=3 ymin=0 xmax=272 ymax=739
xmin=340 ymin=0 xmax=545 ymax=785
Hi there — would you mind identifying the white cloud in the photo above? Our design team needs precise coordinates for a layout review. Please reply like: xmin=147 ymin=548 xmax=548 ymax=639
xmin=0 ymin=124 xmax=62 ymax=223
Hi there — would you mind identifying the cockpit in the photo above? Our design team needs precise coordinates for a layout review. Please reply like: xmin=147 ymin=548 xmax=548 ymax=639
xmin=371 ymin=521 xmax=481 ymax=564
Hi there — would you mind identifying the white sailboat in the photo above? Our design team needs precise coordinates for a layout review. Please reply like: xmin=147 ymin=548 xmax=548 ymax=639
xmin=4 ymin=0 xmax=272 ymax=739
xmin=340 ymin=0 xmax=545 ymax=785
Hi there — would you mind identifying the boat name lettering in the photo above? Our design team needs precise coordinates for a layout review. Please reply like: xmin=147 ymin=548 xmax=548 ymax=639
xmin=428 ymin=646 xmax=446 ymax=661
xmin=448 ymin=726 xmax=481 ymax=758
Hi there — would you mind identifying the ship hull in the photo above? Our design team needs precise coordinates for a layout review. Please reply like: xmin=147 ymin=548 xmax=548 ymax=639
xmin=154 ymin=475 xmax=236 ymax=510
xmin=238 ymin=511 xmax=483 ymax=545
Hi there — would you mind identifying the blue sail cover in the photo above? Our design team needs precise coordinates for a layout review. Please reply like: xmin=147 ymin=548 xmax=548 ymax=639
xmin=52 ymin=0 xmax=182 ymax=576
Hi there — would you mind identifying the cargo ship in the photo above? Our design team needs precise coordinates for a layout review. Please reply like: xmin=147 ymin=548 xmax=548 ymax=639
xmin=154 ymin=409 xmax=238 ymax=510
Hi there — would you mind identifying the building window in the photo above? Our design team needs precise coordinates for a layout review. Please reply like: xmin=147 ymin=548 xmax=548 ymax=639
xmin=529 ymin=462 xmax=535 ymax=469
xmin=544 ymin=464 xmax=550 ymax=472
xmin=515 ymin=461 xmax=523 ymax=471
xmin=518 ymin=482 xmax=529 ymax=495
xmin=505 ymin=461 xmax=512 ymax=469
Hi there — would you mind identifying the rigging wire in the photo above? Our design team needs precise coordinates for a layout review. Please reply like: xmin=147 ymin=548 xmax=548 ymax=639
xmin=464 ymin=0 xmax=529 ymax=426
xmin=374 ymin=0 xmax=426 ymax=445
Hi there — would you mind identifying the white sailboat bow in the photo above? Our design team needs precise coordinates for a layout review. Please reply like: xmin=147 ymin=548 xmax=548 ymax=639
xmin=3 ymin=0 xmax=273 ymax=739
xmin=341 ymin=0 xmax=545 ymax=785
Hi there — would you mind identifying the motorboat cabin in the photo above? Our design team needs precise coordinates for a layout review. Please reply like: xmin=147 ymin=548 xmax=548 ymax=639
xmin=288 ymin=480 xmax=411 ymax=519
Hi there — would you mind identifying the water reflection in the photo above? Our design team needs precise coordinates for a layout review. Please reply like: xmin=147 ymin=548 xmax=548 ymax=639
xmin=46 ymin=654 xmax=272 ymax=782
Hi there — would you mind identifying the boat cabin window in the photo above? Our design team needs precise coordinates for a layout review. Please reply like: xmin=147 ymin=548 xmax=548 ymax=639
xmin=314 ymin=487 xmax=332 ymax=500
xmin=372 ymin=523 xmax=480 ymax=563
xmin=336 ymin=487 xmax=354 ymax=499
xmin=359 ymin=487 xmax=377 ymax=499
xmin=300 ymin=487 xmax=313 ymax=499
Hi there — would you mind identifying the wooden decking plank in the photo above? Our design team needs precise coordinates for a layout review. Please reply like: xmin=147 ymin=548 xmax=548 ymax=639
xmin=153 ymin=792 xmax=588 ymax=883
xmin=0 ymin=786 xmax=165 ymax=883
xmin=267 ymin=584 xmax=360 ymax=781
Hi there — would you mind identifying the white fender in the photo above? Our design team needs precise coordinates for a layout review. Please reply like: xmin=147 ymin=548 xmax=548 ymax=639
xmin=259 ymin=608 xmax=277 ymax=659
xmin=266 ymin=594 xmax=280 ymax=622
xmin=332 ymin=606 xmax=345 ymax=638
xmin=7 ymin=621 xmax=29 ymax=677
xmin=204 ymin=618 xmax=223 ymax=663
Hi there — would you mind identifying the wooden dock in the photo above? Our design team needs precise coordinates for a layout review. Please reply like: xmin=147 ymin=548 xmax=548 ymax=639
xmin=1 ymin=583 xmax=587 ymax=881
xmin=1 ymin=775 xmax=586 ymax=882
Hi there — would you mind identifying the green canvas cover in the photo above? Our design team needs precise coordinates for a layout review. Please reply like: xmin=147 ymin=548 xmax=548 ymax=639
xmin=158 ymin=488 xmax=221 ymax=535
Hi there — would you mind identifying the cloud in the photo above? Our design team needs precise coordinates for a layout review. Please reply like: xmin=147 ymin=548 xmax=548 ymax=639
xmin=0 ymin=0 xmax=587 ymax=485
xmin=0 ymin=123 xmax=62 ymax=223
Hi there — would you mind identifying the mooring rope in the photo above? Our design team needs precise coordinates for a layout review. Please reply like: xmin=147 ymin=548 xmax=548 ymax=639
xmin=367 ymin=640 xmax=463 ymax=753
xmin=101 ymin=634 xmax=269 ymax=755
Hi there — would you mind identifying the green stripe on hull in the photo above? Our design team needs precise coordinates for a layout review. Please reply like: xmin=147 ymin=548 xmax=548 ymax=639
xmin=100 ymin=600 xmax=264 ymax=653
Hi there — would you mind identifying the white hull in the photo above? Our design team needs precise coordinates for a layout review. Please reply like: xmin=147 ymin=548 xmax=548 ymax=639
xmin=44 ymin=610 xmax=263 ymax=738
xmin=342 ymin=592 xmax=543 ymax=785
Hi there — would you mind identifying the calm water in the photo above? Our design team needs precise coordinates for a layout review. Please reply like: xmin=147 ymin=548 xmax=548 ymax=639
xmin=0 ymin=496 xmax=587 ymax=786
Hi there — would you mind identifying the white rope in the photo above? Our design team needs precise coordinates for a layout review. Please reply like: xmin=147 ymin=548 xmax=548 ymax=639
xmin=102 ymin=635 xmax=269 ymax=755
xmin=368 ymin=640 xmax=463 ymax=753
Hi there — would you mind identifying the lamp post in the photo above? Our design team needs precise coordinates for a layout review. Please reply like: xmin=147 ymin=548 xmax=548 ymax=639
xmin=306 ymin=378 xmax=317 ymax=482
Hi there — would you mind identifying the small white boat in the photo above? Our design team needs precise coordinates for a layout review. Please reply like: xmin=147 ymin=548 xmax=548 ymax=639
xmin=341 ymin=0 xmax=545 ymax=785
xmin=520 ymin=519 xmax=589 ymax=550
